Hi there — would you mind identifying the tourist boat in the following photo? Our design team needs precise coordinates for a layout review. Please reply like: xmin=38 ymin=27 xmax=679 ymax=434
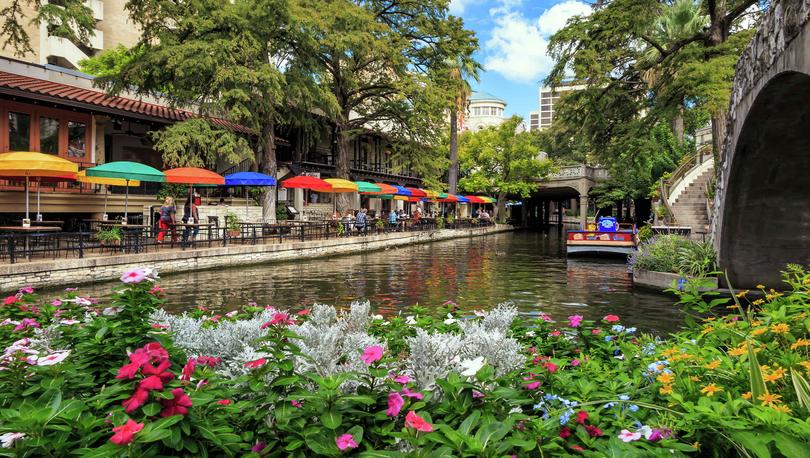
xmin=566 ymin=217 xmax=638 ymax=256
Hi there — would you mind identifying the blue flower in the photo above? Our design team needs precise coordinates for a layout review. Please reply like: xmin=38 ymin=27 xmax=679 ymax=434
xmin=559 ymin=408 xmax=574 ymax=425
xmin=533 ymin=402 xmax=545 ymax=411
xmin=603 ymin=402 xmax=617 ymax=409
xmin=544 ymin=393 xmax=559 ymax=401
xmin=611 ymin=325 xmax=625 ymax=333
xmin=677 ymin=278 xmax=687 ymax=291
xmin=618 ymin=394 xmax=630 ymax=401
xmin=625 ymin=327 xmax=637 ymax=334
xmin=629 ymin=404 xmax=639 ymax=412
xmin=642 ymin=343 xmax=656 ymax=355
xmin=605 ymin=335 xmax=613 ymax=342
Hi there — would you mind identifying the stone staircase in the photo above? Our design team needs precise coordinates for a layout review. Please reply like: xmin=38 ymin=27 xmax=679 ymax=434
xmin=665 ymin=157 xmax=714 ymax=240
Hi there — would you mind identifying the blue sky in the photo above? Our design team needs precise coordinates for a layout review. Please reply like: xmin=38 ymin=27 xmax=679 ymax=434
xmin=449 ymin=0 xmax=591 ymax=120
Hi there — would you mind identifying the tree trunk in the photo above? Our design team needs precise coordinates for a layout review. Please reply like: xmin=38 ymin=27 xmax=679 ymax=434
xmin=334 ymin=117 xmax=352 ymax=212
xmin=260 ymin=121 xmax=277 ymax=222
xmin=495 ymin=191 xmax=507 ymax=221
xmin=448 ymin=109 xmax=459 ymax=194
xmin=671 ymin=104 xmax=684 ymax=146
xmin=711 ymin=110 xmax=726 ymax=169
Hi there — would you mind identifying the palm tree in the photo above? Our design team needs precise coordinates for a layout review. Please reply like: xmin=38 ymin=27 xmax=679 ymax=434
xmin=447 ymin=56 xmax=481 ymax=194
xmin=641 ymin=0 xmax=708 ymax=145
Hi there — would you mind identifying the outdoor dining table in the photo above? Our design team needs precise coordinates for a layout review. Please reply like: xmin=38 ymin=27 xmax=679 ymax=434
xmin=0 ymin=225 xmax=62 ymax=261
xmin=96 ymin=223 xmax=151 ymax=254
xmin=17 ymin=220 xmax=63 ymax=226
xmin=174 ymin=223 xmax=216 ymax=249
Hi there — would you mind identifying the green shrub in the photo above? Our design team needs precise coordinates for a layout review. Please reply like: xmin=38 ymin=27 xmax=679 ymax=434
xmin=630 ymin=234 xmax=717 ymax=275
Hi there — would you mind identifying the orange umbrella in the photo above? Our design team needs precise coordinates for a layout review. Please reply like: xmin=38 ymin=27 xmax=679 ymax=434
xmin=164 ymin=168 xmax=225 ymax=223
xmin=363 ymin=183 xmax=398 ymax=195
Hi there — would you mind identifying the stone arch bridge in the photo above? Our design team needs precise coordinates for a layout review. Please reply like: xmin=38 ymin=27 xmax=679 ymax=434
xmin=712 ymin=0 xmax=810 ymax=288
xmin=524 ymin=165 xmax=609 ymax=227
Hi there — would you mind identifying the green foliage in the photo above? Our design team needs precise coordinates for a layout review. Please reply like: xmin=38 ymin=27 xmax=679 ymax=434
xmin=1 ymin=0 xmax=96 ymax=57
xmin=637 ymin=225 xmax=653 ymax=243
xmin=276 ymin=205 xmax=289 ymax=221
xmin=94 ymin=227 xmax=122 ymax=244
xmin=458 ymin=116 xmax=553 ymax=201
xmin=150 ymin=118 xmax=253 ymax=169
xmin=630 ymin=234 xmax=717 ymax=276
xmin=224 ymin=212 xmax=240 ymax=232
xmin=156 ymin=184 xmax=188 ymax=203
xmin=79 ymin=45 xmax=145 ymax=79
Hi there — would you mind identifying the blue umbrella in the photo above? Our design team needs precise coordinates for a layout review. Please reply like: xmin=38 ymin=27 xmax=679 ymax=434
xmin=224 ymin=172 xmax=277 ymax=220
xmin=392 ymin=185 xmax=412 ymax=196
xmin=456 ymin=196 xmax=470 ymax=203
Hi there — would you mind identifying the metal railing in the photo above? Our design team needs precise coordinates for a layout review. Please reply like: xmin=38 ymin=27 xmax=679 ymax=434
xmin=658 ymin=145 xmax=713 ymax=225
xmin=0 ymin=220 xmax=496 ymax=263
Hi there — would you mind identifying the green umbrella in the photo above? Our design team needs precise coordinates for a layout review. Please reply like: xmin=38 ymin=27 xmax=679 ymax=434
xmin=86 ymin=161 xmax=166 ymax=222
xmin=354 ymin=181 xmax=382 ymax=193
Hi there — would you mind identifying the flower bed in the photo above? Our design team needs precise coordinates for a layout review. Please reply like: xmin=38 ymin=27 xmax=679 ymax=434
xmin=0 ymin=266 xmax=808 ymax=456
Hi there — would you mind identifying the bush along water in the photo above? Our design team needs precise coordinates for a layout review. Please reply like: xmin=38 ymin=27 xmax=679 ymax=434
xmin=0 ymin=267 xmax=808 ymax=456
xmin=629 ymin=234 xmax=717 ymax=277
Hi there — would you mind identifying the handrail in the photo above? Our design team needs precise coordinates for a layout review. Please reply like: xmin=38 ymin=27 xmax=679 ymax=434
xmin=662 ymin=144 xmax=712 ymax=203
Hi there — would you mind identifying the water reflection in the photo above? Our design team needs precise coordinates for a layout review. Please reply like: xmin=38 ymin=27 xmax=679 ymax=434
xmin=70 ymin=228 xmax=683 ymax=334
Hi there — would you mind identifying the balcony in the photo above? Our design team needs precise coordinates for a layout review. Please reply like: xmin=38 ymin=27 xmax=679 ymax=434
xmin=46 ymin=30 xmax=103 ymax=69
xmin=84 ymin=0 xmax=104 ymax=20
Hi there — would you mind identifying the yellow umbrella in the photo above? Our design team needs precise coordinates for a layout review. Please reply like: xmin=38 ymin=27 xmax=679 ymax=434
xmin=77 ymin=170 xmax=141 ymax=219
xmin=323 ymin=178 xmax=358 ymax=212
xmin=0 ymin=152 xmax=78 ymax=222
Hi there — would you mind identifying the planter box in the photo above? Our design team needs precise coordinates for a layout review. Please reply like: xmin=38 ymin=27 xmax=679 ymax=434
xmin=633 ymin=268 xmax=718 ymax=292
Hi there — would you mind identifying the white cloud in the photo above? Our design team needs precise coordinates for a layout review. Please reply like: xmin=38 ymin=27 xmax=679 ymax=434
xmin=449 ymin=0 xmax=475 ymax=15
xmin=483 ymin=0 xmax=591 ymax=84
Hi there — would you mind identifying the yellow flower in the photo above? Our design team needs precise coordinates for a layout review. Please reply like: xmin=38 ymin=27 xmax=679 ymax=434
xmin=741 ymin=392 xmax=752 ymax=400
xmin=704 ymin=317 xmax=717 ymax=322
xmin=661 ymin=348 xmax=679 ymax=358
xmin=763 ymin=367 xmax=785 ymax=383
xmin=800 ymin=361 xmax=810 ymax=373
xmin=771 ymin=404 xmax=792 ymax=414
xmin=659 ymin=384 xmax=673 ymax=395
xmin=728 ymin=346 xmax=747 ymax=357
xmin=757 ymin=393 xmax=782 ymax=406
xmin=657 ymin=372 xmax=674 ymax=384
xmin=700 ymin=326 xmax=714 ymax=336
xmin=752 ymin=299 xmax=765 ymax=306
xmin=751 ymin=328 xmax=767 ymax=336
xmin=770 ymin=323 xmax=790 ymax=334
xmin=700 ymin=384 xmax=723 ymax=397
xmin=751 ymin=320 xmax=762 ymax=326
xmin=690 ymin=376 xmax=701 ymax=382
xmin=755 ymin=284 xmax=765 ymax=289
xmin=790 ymin=339 xmax=810 ymax=350
xmin=704 ymin=360 xmax=721 ymax=370
xmin=735 ymin=290 xmax=749 ymax=298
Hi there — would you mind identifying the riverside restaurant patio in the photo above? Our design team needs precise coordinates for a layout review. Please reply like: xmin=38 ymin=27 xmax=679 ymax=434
xmin=0 ymin=152 xmax=496 ymax=264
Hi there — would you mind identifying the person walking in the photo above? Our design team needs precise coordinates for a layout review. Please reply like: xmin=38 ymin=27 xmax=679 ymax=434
xmin=356 ymin=208 xmax=368 ymax=236
xmin=388 ymin=209 xmax=398 ymax=232
xmin=181 ymin=197 xmax=200 ymax=246
xmin=157 ymin=197 xmax=177 ymax=243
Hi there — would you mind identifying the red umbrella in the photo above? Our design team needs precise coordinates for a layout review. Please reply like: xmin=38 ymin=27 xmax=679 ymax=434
xmin=405 ymin=187 xmax=427 ymax=197
xmin=437 ymin=194 xmax=459 ymax=203
xmin=465 ymin=196 xmax=487 ymax=204
xmin=282 ymin=175 xmax=332 ymax=192
xmin=164 ymin=167 xmax=225 ymax=185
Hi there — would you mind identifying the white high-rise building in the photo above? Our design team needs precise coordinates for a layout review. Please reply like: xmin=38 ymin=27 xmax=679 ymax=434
xmin=530 ymin=83 xmax=586 ymax=131
xmin=462 ymin=91 xmax=506 ymax=131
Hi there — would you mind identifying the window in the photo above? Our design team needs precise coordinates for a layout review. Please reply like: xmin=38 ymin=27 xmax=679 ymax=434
xmin=40 ymin=117 xmax=59 ymax=154
xmin=541 ymin=91 xmax=552 ymax=98
xmin=8 ymin=112 xmax=30 ymax=150
xmin=67 ymin=121 xmax=87 ymax=158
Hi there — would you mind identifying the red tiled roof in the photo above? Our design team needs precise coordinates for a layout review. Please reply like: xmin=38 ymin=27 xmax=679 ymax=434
xmin=0 ymin=71 xmax=253 ymax=134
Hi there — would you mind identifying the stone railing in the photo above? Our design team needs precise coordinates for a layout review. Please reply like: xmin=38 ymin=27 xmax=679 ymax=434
xmin=550 ymin=165 xmax=609 ymax=180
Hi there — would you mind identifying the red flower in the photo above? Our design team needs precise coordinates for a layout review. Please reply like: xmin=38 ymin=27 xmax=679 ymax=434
xmin=559 ymin=426 xmax=572 ymax=438
xmin=543 ymin=362 xmax=558 ymax=373
xmin=181 ymin=358 xmax=196 ymax=381
xmin=591 ymin=328 xmax=601 ymax=335
xmin=142 ymin=359 xmax=175 ymax=383
xmin=196 ymin=356 xmax=221 ymax=367
xmin=217 ymin=399 xmax=231 ymax=405
xmin=143 ymin=342 xmax=169 ymax=362
xmin=404 ymin=411 xmax=433 ymax=432
xmin=116 ymin=351 xmax=151 ymax=380
xmin=549 ymin=331 xmax=561 ymax=337
xmin=575 ymin=410 xmax=588 ymax=424
xmin=571 ymin=445 xmax=585 ymax=452
xmin=296 ymin=309 xmax=310 ymax=316
xmin=584 ymin=424 xmax=603 ymax=437
xmin=109 ymin=419 xmax=144 ymax=445
xmin=603 ymin=315 xmax=620 ymax=323
xmin=244 ymin=358 xmax=267 ymax=368
xmin=138 ymin=375 xmax=164 ymax=391
xmin=160 ymin=388 xmax=192 ymax=417
xmin=122 ymin=388 xmax=149 ymax=413
xmin=3 ymin=296 xmax=19 ymax=306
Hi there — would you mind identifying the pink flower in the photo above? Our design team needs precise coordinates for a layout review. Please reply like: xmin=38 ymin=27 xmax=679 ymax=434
xmin=401 ymin=387 xmax=424 ymax=400
xmin=217 ymin=399 xmax=231 ymax=405
xmin=335 ymin=433 xmax=358 ymax=451
xmin=543 ymin=362 xmax=558 ymax=373
xmin=393 ymin=374 xmax=411 ymax=384
xmin=196 ymin=356 xmax=221 ymax=367
xmin=138 ymin=375 xmax=164 ymax=392
xmin=472 ymin=390 xmax=485 ymax=399
xmin=291 ymin=400 xmax=303 ymax=408
xmin=591 ymin=328 xmax=602 ymax=335
xmin=122 ymin=388 xmax=149 ymax=413
xmin=151 ymin=323 xmax=168 ymax=329
xmin=549 ymin=330 xmax=561 ymax=337
xmin=120 ymin=268 xmax=147 ymax=284
xmin=252 ymin=442 xmax=267 ymax=453
xmin=360 ymin=345 xmax=384 ymax=365
xmin=525 ymin=381 xmax=541 ymax=390
xmin=559 ymin=426 xmax=572 ymax=438
xmin=181 ymin=358 xmax=196 ymax=381
xmin=539 ymin=313 xmax=553 ymax=322
xmin=568 ymin=315 xmax=583 ymax=328
xmin=576 ymin=410 xmax=588 ymax=424
xmin=296 ymin=309 xmax=310 ymax=316
xmin=116 ymin=351 xmax=151 ymax=380
xmin=244 ymin=358 xmax=267 ymax=368
xmin=386 ymin=392 xmax=404 ymax=416
xmin=603 ymin=314 xmax=620 ymax=323
xmin=51 ymin=299 xmax=63 ymax=307
xmin=160 ymin=388 xmax=192 ymax=417
xmin=148 ymin=285 xmax=165 ymax=295
xmin=109 ymin=419 xmax=144 ymax=446
xmin=13 ymin=318 xmax=40 ymax=331
xmin=585 ymin=424 xmax=603 ymax=437
xmin=18 ymin=286 xmax=34 ymax=294
xmin=618 ymin=429 xmax=642 ymax=442
xmin=36 ymin=351 xmax=70 ymax=366
xmin=405 ymin=411 xmax=433 ymax=432
xmin=571 ymin=359 xmax=581 ymax=367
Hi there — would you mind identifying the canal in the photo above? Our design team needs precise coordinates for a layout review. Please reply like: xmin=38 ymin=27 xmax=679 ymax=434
xmin=77 ymin=228 xmax=683 ymax=334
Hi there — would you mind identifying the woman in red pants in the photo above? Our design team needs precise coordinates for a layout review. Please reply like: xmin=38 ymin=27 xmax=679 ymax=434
xmin=157 ymin=197 xmax=177 ymax=243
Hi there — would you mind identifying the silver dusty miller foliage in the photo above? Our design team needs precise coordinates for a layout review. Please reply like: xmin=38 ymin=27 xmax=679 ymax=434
xmin=407 ymin=303 xmax=523 ymax=389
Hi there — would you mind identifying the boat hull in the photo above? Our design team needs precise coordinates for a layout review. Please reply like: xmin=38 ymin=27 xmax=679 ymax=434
xmin=566 ymin=244 xmax=636 ymax=256
xmin=566 ymin=229 xmax=637 ymax=257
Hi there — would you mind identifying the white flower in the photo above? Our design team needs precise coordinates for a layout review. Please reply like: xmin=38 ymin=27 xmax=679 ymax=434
xmin=638 ymin=425 xmax=653 ymax=440
xmin=473 ymin=310 xmax=485 ymax=317
xmin=143 ymin=267 xmax=160 ymax=280
xmin=36 ymin=351 xmax=70 ymax=366
xmin=459 ymin=357 xmax=485 ymax=377
xmin=0 ymin=319 xmax=20 ymax=326
xmin=525 ymin=331 xmax=536 ymax=337
xmin=618 ymin=429 xmax=642 ymax=442
xmin=509 ymin=407 xmax=522 ymax=414
xmin=0 ymin=432 xmax=25 ymax=448
xmin=74 ymin=297 xmax=92 ymax=306
xmin=102 ymin=307 xmax=122 ymax=316
xmin=372 ymin=314 xmax=384 ymax=321
xmin=59 ymin=319 xmax=81 ymax=325
xmin=225 ymin=310 xmax=238 ymax=318
xmin=444 ymin=318 xmax=457 ymax=325
xmin=405 ymin=316 xmax=417 ymax=325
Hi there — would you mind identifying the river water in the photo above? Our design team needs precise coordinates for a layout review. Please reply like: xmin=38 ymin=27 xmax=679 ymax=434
xmin=74 ymin=228 xmax=683 ymax=334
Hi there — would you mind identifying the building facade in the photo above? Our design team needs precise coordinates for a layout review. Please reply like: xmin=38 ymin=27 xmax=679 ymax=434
xmin=530 ymin=83 xmax=586 ymax=131
xmin=462 ymin=91 xmax=506 ymax=131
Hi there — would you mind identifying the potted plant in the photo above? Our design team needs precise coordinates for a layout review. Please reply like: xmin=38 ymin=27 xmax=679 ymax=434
xmin=95 ymin=227 xmax=122 ymax=246
xmin=446 ymin=215 xmax=455 ymax=228
xmin=435 ymin=216 xmax=445 ymax=230
xmin=225 ymin=212 xmax=241 ymax=238
xmin=375 ymin=218 xmax=385 ymax=234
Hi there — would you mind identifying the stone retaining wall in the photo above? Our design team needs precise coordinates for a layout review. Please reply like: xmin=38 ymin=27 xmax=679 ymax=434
xmin=0 ymin=225 xmax=513 ymax=292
